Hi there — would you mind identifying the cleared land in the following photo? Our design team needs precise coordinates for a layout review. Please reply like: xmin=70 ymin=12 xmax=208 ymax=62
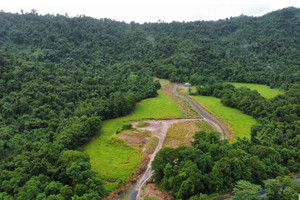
xmin=84 ymin=88 xmax=184 ymax=193
xmin=191 ymin=95 xmax=257 ymax=142
xmin=163 ymin=120 xmax=213 ymax=148
xmin=145 ymin=136 xmax=159 ymax=154
xmin=226 ymin=82 xmax=284 ymax=99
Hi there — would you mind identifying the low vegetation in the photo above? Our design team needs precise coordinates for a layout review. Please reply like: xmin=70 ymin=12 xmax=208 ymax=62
xmin=162 ymin=83 xmax=200 ymax=117
xmin=163 ymin=120 xmax=213 ymax=148
xmin=226 ymin=82 xmax=284 ymax=99
xmin=145 ymin=136 xmax=159 ymax=154
xmin=195 ymin=120 xmax=215 ymax=132
xmin=136 ymin=121 xmax=150 ymax=127
xmin=84 ymin=88 xmax=184 ymax=193
xmin=191 ymin=95 xmax=257 ymax=141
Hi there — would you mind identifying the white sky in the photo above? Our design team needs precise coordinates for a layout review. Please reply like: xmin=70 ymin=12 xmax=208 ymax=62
xmin=1 ymin=0 xmax=300 ymax=23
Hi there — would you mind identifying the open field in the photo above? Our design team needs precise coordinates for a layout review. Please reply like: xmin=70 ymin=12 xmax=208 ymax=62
xmin=226 ymin=82 xmax=284 ymax=99
xmin=163 ymin=120 xmax=213 ymax=148
xmin=84 ymin=88 xmax=184 ymax=193
xmin=191 ymin=95 xmax=257 ymax=142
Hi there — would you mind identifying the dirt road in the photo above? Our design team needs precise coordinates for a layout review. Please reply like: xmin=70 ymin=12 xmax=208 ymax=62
xmin=129 ymin=119 xmax=202 ymax=200
xmin=173 ymin=84 xmax=226 ymax=139
xmin=126 ymin=84 xmax=228 ymax=200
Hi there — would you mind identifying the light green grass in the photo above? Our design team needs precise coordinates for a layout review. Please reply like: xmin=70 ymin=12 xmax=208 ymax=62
xmin=84 ymin=89 xmax=184 ymax=193
xmin=136 ymin=121 xmax=150 ymax=127
xmin=192 ymin=95 xmax=257 ymax=142
xmin=154 ymin=77 xmax=170 ymax=86
xmin=145 ymin=136 xmax=159 ymax=154
xmin=226 ymin=82 xmax=284 ymax=99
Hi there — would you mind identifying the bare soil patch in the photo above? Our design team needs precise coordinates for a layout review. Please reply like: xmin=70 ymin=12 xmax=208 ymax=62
xmin=118 ymin=129 xmax=151 ymax=149
xmin=141 ymin=183 xmax=175 ymax=200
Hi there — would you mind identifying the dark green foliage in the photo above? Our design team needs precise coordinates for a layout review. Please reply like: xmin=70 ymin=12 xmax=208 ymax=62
xmin=231 ymin=180 xmax=261 ymax=200
xmin=152 ymin=131 xmax=299 ymax=199
xmin=0 ymin=7 xmax=299 ymax=199
xmin=264 ymin=176 xmax=300 ymax=200
xmin=122 ymin=123 xmax=133 ymax=131
xmin=0 ymin=11 xmax=160 ymax=199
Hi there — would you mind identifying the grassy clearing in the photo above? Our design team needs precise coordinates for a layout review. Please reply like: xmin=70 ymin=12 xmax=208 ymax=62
xmin=226 ymin=82 xmax=284 ymax=99
xmin=136 ymin=121 xmax=150 ymax=127
xmin=84 ymin=89 xmax=184 ymax=193
xmin=145 ymin=136 xmax=159 ymax=154
xmin=163 ymin=120 xmax=213 ymax=148
xmin=191 ymin=95 xmax=257 ymax=142
xmin=154 ymin=77 xmax=170 ymax=86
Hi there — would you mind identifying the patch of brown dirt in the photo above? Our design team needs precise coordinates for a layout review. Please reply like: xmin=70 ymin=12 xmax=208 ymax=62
xmin=118 ymin=129 xmax=150 ymax=148
xmin=140 ymin=183 xmax=175 ymax=200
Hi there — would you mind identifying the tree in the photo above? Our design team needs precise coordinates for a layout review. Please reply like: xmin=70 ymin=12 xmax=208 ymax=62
xmin=264 ymin=176 xmax=300 ymax=200
xmin=231 ymin=180 xmax=261 ymax=200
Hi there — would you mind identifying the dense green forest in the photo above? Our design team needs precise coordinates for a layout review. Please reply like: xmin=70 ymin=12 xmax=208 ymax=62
xmin=152 ymin=83 xmax=300 ymax=199
xmin=0 ymin=7 xmax=299 ymax=199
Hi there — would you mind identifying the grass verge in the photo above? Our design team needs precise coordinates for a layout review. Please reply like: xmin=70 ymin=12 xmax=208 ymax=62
xmin=226 ymin=82 xmax=284 ymax=99
xmin=191 ymin=95 xmax=257 ymax=142
xmin=84 ymin=89 xmax=184 ymax=193
xmin=145 ymin=136 xmax=159 ymax=154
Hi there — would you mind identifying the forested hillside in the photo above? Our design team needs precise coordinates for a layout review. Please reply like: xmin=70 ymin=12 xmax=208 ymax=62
xmin=0 ymin=7 xmax=299 ymax=199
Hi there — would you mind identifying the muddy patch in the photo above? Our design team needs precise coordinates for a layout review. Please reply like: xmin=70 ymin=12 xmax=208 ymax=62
xmin=118 ymin=129 xmax=151 ymax=148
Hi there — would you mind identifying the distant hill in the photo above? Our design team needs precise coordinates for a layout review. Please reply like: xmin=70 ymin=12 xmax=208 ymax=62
xmin=0 ymin=7 xmax=299 ymax=199
xmin=0 ymin=7 xmax=299 ymax=88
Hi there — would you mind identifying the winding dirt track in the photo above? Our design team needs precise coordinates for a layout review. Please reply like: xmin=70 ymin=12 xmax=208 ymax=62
xmin=130 ymin=119 xmax=202 ymax=200
xmin=127 ymin=84 xmax=228 ymax=200
xmin=173 ymin=84 xmax=226 ymax=139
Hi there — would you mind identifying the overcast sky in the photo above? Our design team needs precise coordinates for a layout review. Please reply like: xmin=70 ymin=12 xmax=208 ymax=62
xmin=1 ymin=0 xmax=300 ymax=23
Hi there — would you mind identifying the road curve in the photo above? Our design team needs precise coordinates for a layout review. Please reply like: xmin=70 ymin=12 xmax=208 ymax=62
xmin=173 ymin=84 xmax=225 ymax=139
xmin=126 ymin=85 xmax=227 ymax=200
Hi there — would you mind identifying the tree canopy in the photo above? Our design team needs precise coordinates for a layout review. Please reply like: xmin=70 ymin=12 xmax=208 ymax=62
xmin=0 ymin=7 xmax=299 ymax=199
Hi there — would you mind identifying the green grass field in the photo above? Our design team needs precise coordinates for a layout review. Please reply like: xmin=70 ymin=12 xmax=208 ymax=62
xmin=84 ymin=89 xmax=184 ymax=193
xmin=191 ymin=95 xmax=257 ymax=142
xmin=226 ymin=82 xmax=284 ymax=99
